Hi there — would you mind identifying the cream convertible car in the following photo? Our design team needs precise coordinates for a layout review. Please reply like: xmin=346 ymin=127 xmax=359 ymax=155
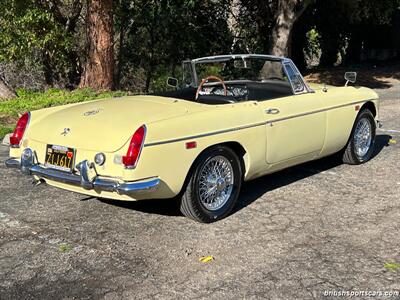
xmin=6 ymin=54 xmax=379 ymax=222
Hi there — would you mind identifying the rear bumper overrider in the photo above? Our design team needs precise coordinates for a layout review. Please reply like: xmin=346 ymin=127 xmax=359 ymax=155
xmin=5 ymin=148 xmax=160 ymax=196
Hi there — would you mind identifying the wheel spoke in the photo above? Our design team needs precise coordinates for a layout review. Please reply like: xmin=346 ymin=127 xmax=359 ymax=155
xmin=354 ymin=117 xmax=372 ymax=158
xmin=197 ymin=155 xmax=235 ymax=211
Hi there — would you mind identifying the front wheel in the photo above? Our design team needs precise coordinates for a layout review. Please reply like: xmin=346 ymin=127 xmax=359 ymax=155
xmin=180 ymin=146 xmax=243 ymax=223
xmin=342 ymin=109 xmax=376 ymax=164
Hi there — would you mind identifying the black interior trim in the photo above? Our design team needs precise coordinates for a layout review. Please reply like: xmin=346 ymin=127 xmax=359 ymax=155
xmin=197 ymin=95 xmax=236 ymax=105
xmin=155 ymin=81 xmax=293 ymax=104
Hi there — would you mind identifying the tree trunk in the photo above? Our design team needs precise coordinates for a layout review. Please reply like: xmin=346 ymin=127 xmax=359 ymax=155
xmin=115 ymin=24 xmax=125 ymax=89
xmin=0 ymin=78 xmax=16 ymax=99
xmin=269 ymin=0 xmax=309 ymax=57
xmin=228 ymin=0 xmax=241 ymax=51
xmin=79 ymin=0 xmax=114 ymax=91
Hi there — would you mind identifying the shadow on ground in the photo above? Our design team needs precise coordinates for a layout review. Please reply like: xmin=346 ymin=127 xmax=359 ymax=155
xmin=304 ymin=61 xmax=400 ymax=89
xmin=98 ymin=134 xmax=391 ymax=218
xmin=100 ymin=196 xmax=181 ymax=217
xmin=306 ymin=72 xmax=394 ymax=89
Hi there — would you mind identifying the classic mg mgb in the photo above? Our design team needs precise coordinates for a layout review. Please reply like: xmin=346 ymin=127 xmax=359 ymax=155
xmin=5 ymin=54 xmax=379 ymax=222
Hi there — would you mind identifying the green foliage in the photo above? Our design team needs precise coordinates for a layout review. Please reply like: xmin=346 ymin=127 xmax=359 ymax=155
xmin=304 ymin=28 xmax=321 ymax=60
xmin=0 ymin=1 xmax=70 ymax=60
xmin=0 ymin=88 xmax=127 ymax=137
xmin=0 ymin=0 xmax=83 ymax=86
xmin=0 ymin=0 xmax=72 ymax=64
xmin=0 ymin=88 xmax=125 ymax=117
xmin=1 ymin=0 xmax=399 ymax=90
xmin=0 ymin=125 xmax=14 ymax=139
xmin=235 ymin=0 xmax=277 ymax=53
xmin=115 ymin=0 xmax=232 ymax=92
xmin=306 ymin=29 xmax=320 ymax=51
xmin=150 ymin=72 xmax=174 ymax=92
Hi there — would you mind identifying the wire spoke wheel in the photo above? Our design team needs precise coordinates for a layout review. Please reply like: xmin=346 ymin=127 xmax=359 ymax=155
xmin=180 ymin=146 xmax=242 ymax=223
xmin=342 ymin=109 xmax=376 ymax=165
xmin=197 ymin=155 xmax=234 ymax=211
xmin=354 ymin=117 xmax=372 ymax=159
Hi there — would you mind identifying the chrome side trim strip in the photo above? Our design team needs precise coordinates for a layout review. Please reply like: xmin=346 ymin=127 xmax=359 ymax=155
xmin=145 ymin=122 xmax=266 ymax=147
xmin=144 ymin=99 xmax=375 ymax=147
xmin=265 ymin=99 xmax=368 ymax=124
xmin=262 ymin=99 xmax=373 ymax=124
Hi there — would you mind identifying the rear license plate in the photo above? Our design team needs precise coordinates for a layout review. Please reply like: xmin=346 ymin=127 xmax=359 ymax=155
xmin=45 ymin=145 xmax=76 ymax=172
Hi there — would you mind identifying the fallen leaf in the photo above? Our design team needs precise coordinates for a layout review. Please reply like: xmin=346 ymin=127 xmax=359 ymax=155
xmin=199 ymin=255 xmax=214 ymax=263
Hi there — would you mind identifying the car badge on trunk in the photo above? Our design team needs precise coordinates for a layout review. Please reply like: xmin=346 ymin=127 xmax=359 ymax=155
xmin=61 ymin=128 xmax=71 ymax=136
xmin=84 ymin=108 xmax=102 ymax=116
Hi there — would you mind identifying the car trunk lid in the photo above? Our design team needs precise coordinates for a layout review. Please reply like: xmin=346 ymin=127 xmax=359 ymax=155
xmin=28 ymin=96 xmax=193 ymax=152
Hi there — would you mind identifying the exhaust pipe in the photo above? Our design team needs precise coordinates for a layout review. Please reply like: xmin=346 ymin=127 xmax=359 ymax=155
xmin=32 ymin=179 xmax=45 ymax=186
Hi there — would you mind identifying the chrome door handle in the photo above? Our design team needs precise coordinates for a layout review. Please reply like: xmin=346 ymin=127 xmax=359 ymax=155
xmin=265 ymin=108 xmax=280 ymax=114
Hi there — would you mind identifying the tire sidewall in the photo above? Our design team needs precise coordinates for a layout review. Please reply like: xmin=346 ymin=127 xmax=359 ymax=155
xmin=190 ymin=146 xmax=242 ymax=222
xmin=350 ymin=109 xmax=376 ymax=163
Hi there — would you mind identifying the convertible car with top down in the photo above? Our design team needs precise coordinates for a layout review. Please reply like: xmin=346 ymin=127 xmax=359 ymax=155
xmin=5 ymin=54 xmax=380 ymax=223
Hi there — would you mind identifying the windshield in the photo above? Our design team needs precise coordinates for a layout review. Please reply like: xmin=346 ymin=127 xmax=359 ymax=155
xmin=188 ymin=58 xmax=288 ymax=86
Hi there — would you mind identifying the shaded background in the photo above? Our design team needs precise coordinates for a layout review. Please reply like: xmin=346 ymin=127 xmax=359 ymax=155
xmin=0 ymin=0 xmax=399 ymax=94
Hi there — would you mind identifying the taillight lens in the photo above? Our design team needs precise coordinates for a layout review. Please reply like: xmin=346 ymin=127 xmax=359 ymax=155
xmin=10 ymin=112 xmax=30 ymax=147
xmin=122 ymin=125 xmax=146 ymax=168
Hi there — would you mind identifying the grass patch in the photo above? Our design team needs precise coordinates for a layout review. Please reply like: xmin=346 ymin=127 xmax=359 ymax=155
xmin=58 ymin=243 xmax=73 ymax=253
xmin=0 ymin=125 xmax=14 ymax=139
xmin=384 ymin=262 xmax=400 ymax=271
xmin=0 ymin=88 xmax=127 ymax=138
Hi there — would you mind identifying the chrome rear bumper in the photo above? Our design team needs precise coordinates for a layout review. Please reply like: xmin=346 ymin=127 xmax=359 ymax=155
xmin=5 ymin=149 xmax=159 ymax=196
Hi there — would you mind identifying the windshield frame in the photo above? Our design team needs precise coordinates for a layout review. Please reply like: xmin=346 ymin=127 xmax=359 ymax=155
xmin=184 ymin=54 xmax=313 ymax=95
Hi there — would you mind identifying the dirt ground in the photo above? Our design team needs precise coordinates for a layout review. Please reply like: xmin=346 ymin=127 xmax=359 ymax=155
xmin=0 ymin=79 xmax=399 ymax=299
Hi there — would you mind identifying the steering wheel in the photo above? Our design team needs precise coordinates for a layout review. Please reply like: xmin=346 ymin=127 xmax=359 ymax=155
xmin=195 ymin=75 xmax=227 ymax=100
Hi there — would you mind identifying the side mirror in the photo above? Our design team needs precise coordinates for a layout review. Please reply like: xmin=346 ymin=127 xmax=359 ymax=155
xmin=344 ymin=72 xmax=357 ymax=86
xmin=167 ymin=77 xmax=178 ymax=88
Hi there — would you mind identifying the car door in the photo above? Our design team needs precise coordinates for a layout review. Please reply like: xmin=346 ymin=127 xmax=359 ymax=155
xmin=260 ymin=62 xmax=327 ymax=164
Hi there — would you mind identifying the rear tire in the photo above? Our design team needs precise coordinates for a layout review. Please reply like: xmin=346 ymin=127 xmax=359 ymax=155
xmin=180 ymin=146 xmax=243 ymax=223
xmin=342 ymin=109 xmax=376 ymax=165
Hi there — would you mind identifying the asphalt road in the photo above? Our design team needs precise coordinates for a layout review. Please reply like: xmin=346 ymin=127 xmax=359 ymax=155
xmin=1 ymin=86 xmax=399 ymax=299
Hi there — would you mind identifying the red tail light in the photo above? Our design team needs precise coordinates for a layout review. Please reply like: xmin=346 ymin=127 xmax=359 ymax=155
xmin=10 ymin=112 xmax=30 ymax=147
xmin=122 ymin=125 xmax=146 ymax=168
